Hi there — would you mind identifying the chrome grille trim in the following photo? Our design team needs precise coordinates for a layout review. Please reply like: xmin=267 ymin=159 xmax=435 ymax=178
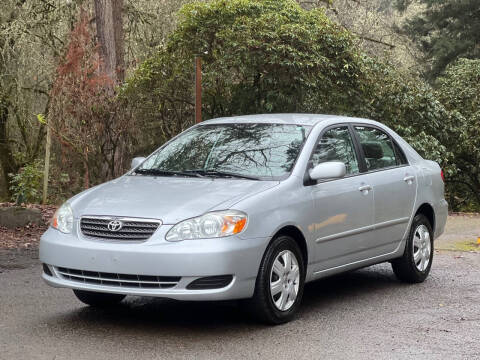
xmin=56 ymin=267 xmax=180 ymax=289
xmin=80 ymin=216 xmax=161 ymax=241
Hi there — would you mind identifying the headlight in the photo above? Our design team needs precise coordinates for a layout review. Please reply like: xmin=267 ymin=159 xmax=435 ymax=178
xmin=51 ymin=202 xmax=74 ymax=233
xmin=165 ymin=210 xmax=247 ymax=241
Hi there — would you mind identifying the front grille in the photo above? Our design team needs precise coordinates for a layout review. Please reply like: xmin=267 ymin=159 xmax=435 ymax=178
xmin=56 ymin=267 xmax=180 ymax=289
xmin=80 ymin=216 xmax=160 ymax=241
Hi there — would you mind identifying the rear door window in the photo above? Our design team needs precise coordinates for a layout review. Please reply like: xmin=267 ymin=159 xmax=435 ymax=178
xmin=393 ymin=141 xmax=408 ymax=165
xmin=353 ymin=126 xmax=397 ymax=171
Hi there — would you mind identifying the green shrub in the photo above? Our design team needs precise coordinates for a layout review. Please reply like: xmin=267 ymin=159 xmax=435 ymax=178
xmin=434 ymin=59 xmax=480 ymax=210
xmin=9 ymin=160 xmax=44 ymax=205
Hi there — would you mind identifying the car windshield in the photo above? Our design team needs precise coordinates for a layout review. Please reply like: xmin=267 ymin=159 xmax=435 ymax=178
xmin=135 ymin=123 xmax=312 ymax=180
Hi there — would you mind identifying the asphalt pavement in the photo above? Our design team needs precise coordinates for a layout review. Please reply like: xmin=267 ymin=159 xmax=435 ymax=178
xmin=1 ymin=249 xmax=479 ymax=360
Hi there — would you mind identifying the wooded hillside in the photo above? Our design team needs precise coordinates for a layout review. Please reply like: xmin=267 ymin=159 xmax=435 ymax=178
xmin=0 ymin=0 xmax=479 ymax=211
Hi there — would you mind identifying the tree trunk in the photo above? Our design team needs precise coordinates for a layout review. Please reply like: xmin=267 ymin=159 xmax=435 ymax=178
xmin=0 ymin=94 xmax=17 ymax=197
xmin=94 ymin=0 xmax=125 ymax=84
xmin=94 ymin=0 xmax=125 ymax=181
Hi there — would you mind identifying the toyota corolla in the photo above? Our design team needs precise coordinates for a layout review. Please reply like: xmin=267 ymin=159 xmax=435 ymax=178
xmin=40 ymin=114 xmax=448 ymax=324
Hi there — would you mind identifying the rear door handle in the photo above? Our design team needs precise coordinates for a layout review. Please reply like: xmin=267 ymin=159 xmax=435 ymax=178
xmin=404 ymin=175 xmax=415 ymax=183
xmin=358 ymin=185 xmax=372 ymax=192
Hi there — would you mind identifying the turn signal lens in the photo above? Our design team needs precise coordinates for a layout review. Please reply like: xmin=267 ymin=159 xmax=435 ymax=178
xmin=233 ymin=217 xmax=247 ymax=233
xmin=166 ymin=210 xmax=248 ymax=241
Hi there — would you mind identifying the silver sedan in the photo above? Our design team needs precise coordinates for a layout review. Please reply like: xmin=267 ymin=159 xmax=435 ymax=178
xmin=40 ymin=114 xmax=448 ymax=324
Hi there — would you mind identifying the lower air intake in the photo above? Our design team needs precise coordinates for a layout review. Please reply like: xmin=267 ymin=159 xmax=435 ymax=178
xmin=43 ymin=263 xmax=53 ymax=276
xmin=186 ymin=275 xmax=233 ymax=290
xmin=56 ymin=267 xmax=180 ymax=289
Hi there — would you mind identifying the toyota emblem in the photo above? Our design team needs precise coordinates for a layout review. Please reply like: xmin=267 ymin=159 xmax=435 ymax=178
xmin=107 ymin=220 xmax=123 ymax=232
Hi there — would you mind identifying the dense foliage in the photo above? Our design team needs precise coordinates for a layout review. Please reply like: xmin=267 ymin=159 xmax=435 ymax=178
xmin=434 ymin=59 xmax=480 ymax=209
xmin=0 ymin=0 xmax=479 ymax=211
xmin=124 ymin=0 xmax=451 ymax=169
xmin=396 ymin=0 xmax=480 ymax=79
xmin=123 ymin=0 xmax=366 ymax=151
xmin=0 ymin=0 xmax=188 ymax=202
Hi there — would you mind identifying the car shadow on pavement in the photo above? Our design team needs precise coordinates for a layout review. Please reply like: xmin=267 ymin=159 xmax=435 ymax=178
xmin=301 ymin=264 xmax=402 ymax=311
xmin=41 ymin=264 xmax=407 ymax=334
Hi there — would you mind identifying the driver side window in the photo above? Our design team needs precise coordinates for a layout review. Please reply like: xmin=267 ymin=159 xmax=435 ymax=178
xmin=311 ymin=126 xmax=359 ymax=175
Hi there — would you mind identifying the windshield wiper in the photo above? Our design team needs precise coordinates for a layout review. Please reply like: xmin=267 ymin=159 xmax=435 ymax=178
xmin=185 ymin=169 xmax=260 ymax=180
xmin=134 ymin=168 xmax=204 ymax=178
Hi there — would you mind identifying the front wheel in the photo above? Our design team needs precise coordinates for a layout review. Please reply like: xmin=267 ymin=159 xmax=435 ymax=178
xmin=391 ymin=214 xmax=434 ymax=283
xmin=245 ymin=235 xmax=305 ymax=324
xmin=73 ymin=290 xmax=126 ymax=307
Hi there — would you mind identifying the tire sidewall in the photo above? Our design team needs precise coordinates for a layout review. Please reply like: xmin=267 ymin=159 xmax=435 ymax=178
xmin=405 ymin=214 xmax=434 ymax=281
xmin=258 ymin=235 xmax=305 ymax=323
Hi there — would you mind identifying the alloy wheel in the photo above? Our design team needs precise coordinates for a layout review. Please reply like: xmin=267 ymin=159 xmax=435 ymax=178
xmin=413 ymin=224 xmax=431 ymax=272
xmin=269 ymin=250 xmax=300 ymax=311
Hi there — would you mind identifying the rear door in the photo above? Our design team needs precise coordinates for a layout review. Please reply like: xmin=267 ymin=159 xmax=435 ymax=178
xmin=308 ymin=125 xmax=375 ymax=272
xmin=352 ymin=125 xmax=417 ymax=254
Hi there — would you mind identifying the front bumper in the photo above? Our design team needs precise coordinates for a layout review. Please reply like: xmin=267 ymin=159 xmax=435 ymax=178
xmin=39 ymin=226 xmax=269 ymax=301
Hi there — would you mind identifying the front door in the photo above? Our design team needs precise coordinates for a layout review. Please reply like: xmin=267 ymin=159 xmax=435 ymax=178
xmin=308 ymin=126 xmax=374 ymax=272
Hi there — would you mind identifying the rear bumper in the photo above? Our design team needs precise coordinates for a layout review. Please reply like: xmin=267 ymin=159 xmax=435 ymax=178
xmin=39 ymin=227 xmax=269 ymax=301
xmin=433 ymin=199 xmax=448 ymax=239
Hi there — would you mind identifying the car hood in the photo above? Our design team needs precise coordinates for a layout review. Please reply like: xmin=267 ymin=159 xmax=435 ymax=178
xmin=70 ymin=175 xmax=279 ymax=224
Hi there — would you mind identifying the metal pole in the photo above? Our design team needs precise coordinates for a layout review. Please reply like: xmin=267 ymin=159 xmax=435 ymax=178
xmin=42 ymin=120 xmax=51 ymax=204
xmin=195 ymin=56 xmax=202 ymax=123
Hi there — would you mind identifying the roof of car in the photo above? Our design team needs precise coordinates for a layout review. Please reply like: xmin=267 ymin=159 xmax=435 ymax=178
xmin=200 ymin=113 xmax=374 ymax=126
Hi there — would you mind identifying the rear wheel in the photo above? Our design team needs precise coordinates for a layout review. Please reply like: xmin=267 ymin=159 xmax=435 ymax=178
xmin=391 ymin=214 xmax=433 ymax=283
xmin=245 ymin=235 xmax=305 ymax=324
xmin=73 ymin=290 xmax=126 ymax=307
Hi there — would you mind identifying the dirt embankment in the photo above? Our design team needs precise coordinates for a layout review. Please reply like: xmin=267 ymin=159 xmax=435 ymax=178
xmin=0 ymin=203 xmax=55 ymax=249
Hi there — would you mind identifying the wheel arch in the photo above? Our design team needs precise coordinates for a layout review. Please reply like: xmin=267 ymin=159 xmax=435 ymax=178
xmin=415 ymin=203 xmax=436 ymax=234
xmin=271 ymin=225 xmax=309 ymax=268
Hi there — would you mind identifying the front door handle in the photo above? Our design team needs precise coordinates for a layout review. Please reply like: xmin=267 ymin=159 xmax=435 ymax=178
xmin=404 ymin=175 xmax=415 ymax=184
xmin=358 ymin=185 xmax=372 ymax=192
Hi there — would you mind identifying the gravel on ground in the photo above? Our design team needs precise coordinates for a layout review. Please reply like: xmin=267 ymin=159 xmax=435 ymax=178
xmin=0 ymin=251 xmax=479 ymax=360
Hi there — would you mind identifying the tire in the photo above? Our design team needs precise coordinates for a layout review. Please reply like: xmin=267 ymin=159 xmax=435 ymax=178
xmin=391 ymin=214 xmax=434 ymax=283
xmin=73 ymin=290 xmax=126 ymax=307
xmin=244 ymin=235 xmax=305 ymax=325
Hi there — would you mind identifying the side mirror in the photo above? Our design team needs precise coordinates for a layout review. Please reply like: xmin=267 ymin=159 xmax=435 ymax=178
xmin=130 ymin=157 xmax=146 ymax=170
xmin=309 ymin=161 xmax=346 ymax=181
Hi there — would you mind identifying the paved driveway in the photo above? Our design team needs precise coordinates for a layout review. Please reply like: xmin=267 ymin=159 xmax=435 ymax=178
xmin=1 ymin=249 xmax=479 ymax=360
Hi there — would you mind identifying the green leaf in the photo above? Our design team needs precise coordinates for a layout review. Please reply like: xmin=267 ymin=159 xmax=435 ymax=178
xmin=36 ymin=113 xmax=46 ymax=124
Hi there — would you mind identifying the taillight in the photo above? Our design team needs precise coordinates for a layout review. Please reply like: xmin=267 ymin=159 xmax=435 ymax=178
xmin=440 ymin=169 xmax=445 ymax=182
